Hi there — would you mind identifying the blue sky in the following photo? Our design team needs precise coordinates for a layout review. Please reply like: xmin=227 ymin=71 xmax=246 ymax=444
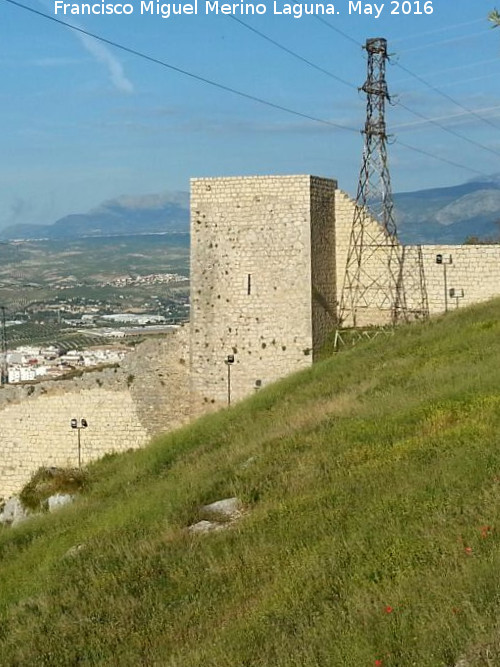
xmin=0 ymin=0 xmax=498 ymax=229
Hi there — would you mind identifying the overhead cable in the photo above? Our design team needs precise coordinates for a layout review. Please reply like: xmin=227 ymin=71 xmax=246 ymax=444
xmin=315 ymin=16 xmax=500 ymax=136
xmin=394 ymin=61 xmax=500 ymax=131
xmin=3 ymin=0 xmax=359 ymax=133
xmin=228 ymin=15 xmax=357 ymax=90
xmin=2 ymin=0 xmax=491 ymax=178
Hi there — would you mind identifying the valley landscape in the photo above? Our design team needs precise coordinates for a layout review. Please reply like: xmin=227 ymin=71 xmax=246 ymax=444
xmin=0 ymin=233 xmax=189 ymax=350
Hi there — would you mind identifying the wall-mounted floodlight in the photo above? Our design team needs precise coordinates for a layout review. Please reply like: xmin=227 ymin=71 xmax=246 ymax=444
xmin=70 ymin=418 xmax=89 ymax=468
xmin=449 ymin=288 xmax=464 ymax=309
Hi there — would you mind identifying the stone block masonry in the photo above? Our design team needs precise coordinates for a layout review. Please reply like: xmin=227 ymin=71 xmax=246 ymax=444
xmin=416 ymin=245 xmax=500 ymax=315
xmin=0 ymin=389 xmax=149 ymax=500
xmin=333 ymin=191 xmax=500 ymax=324
xmin=191 ymin=175 xmax=500 ymax=410
xmin=190 ymin=175 xmax=337 ymax=411
xmin=0 ymin=327 xmax=191 ymax=499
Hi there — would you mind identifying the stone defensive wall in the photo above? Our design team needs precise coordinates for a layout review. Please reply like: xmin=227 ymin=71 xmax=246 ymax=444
xmin=335 ymin=188 xmax=500 ymax=322
xmin=416 ymin=244 xmax=500 ymax=315
xmin=0 ymin=328 xmax=191 ymax=500
xmin=3 ymin=173 xmax=500 ymax=499
xmin=190 ymin=174 xmax=500 ymax=407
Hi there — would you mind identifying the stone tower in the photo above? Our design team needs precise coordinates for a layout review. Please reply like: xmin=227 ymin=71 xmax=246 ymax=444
xmin=190 ymin=175 xmax=337 ymax=410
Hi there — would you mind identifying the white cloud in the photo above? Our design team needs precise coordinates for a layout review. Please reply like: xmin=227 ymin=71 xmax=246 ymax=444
xmin=37 ymin=0 xmax=134 ymax=93
xmin=76 ymin=32 xmax=134 ymax=94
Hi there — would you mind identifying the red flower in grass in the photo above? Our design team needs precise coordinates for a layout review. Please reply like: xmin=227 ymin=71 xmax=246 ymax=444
xmin=480 ymin=525 xmax=492 ymax=538
xmin=384 ymin=605 xmax=393 ymax=614
xmin=375 ymin=660 xmax=383 ymax=666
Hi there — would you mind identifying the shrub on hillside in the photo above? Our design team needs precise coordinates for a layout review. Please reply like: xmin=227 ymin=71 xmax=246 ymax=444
xmin=19 ymin=467 xmax=88 ymax=512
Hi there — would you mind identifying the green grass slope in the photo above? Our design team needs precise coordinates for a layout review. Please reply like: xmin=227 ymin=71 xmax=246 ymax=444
xmin=2 ymin=300 xmax=500 ymax=666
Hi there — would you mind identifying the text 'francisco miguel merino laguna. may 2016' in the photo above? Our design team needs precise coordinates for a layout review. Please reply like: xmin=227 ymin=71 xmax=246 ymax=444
xmin=53 ymin=1 xmax=433 ymax=20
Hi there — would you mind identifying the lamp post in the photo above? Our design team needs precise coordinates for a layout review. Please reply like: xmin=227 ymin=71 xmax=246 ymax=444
xmin=0 ymin=306 xmax=7 ymax=385
xmin=224 ymin=354 xmax=235 ymax=406
xmin=436 ymin=254 xmax=453 ymax=313
xmin=71 ymin=418 xmax=88 ymax=468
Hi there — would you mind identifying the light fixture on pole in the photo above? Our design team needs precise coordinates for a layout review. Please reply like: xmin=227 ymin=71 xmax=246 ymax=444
xmin=0 ymin=306 xmax=7 ymax=386
xmin=449 ymin=288 xmax=464 ymax=309
xmin=436 ymin=254 xmax=453 ymax=313
xmin=224 ymin=354 xmax=235 ymax=406
xmin=71 ymin=418 xmax=88 ymax=468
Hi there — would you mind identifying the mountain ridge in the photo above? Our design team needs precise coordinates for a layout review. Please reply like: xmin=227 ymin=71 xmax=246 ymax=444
xmin=2 ymin=178 xmax=500 ymax=243
xmin=0 ymin=191 xmax=190 ymax=240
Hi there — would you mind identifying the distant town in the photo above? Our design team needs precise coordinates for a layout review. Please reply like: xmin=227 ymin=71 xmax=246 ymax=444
xmin=5 ymin=344 xmax=129 ymax=383
xmin=2 ymin=271 xmax=189 ymax=384
xmin=0 ymin=235 xmax=191 ymax=385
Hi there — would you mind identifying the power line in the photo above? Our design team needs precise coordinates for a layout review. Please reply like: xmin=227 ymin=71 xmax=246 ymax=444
xmin=395 ymin=139 xmax=487 ymax=177
xmin=392 ymin=57 xmax=499 ymax=85
xmin=398 ymin=29 xmax=489 ymax=54
xmin=240 ymin=13 xmax=500 ymax=160
xmin=438 ymin=72 xmax=499 ymax=90
xmin=2 ymin=0 xmax=492 ymax=179
xmin=390 ymin=17 xmax=484 ymax=44
xmin=314 ymin=16 xmax=361 ymax=47
xmin=311 ymin=20 xmax=494 ymax=177
xmin=2 ymin=0 xmax=359 ymax=134
xmin=315 ymin=16 xmax=500 ymax=135
xmin=228 ymin=15 xmax=357 ymax=90
xmin=396 ymin=100 xmax=500 ymax=158
xmin=393 ymin=60 xmax=500 ymax=132
xmin=392 ymin=104 xmax=500 ymax=131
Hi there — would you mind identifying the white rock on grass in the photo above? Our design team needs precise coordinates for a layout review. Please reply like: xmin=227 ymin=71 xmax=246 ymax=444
xmin=47 ymin=494 xmax=74 ymax=512
xmin=201 ymin=497 xmax=242 ymax=520
xmin=240 ymin=456 xmax=256 ymax=469
xmin=187 ymin=498 xmax=244 ymax=535
xmin=188 ymin=520 xmax=225 ymax=534
xmin=0 ymin=497 xmax=28 ymax=527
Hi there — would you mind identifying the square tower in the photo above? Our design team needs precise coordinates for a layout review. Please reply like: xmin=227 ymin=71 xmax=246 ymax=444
xmin=190 ymin=175 xmax=337 ymax=409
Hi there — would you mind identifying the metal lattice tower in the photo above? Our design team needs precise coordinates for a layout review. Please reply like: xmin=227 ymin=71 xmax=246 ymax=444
xmin=337 ymin=37 xmax=409 ymax=333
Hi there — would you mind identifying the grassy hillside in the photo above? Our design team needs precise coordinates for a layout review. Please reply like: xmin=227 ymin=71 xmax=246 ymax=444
xmin=2 ymin=301 xmax=500 ymax=666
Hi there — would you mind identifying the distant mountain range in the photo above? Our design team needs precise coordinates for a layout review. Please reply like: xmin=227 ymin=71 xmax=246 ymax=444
xmin=394 ymin=175 xmax=500 ymax=244
xmin=0 ymin=192 xmax=190 ymax=240
xmin=1 ymin=178 xmax=500 ymax=244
